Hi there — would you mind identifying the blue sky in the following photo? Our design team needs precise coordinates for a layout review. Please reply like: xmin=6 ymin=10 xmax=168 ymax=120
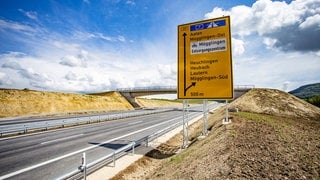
xmin=0 ymin=0 xmax=319 ymax=93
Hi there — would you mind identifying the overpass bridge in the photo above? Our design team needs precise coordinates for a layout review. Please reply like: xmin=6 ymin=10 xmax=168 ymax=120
xmin=117 ymin=85 xmax=254 ymax=108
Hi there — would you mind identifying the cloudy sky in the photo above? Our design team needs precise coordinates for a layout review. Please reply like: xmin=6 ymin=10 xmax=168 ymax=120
xmin=0 ymin=0 xmax=319 ymax=93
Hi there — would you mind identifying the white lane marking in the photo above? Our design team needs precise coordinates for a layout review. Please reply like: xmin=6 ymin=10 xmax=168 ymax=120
xmin=40 ymin=134 xmax=84 ymax=145
xmin=0 ymin=116 xmax=181 ymax=180
xmin=128 ymin=120 xmax=143 ymax=125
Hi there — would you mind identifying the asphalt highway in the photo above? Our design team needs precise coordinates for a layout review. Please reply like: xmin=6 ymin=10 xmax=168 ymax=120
xmin=0 ymin=103 xmax=220 ymax=179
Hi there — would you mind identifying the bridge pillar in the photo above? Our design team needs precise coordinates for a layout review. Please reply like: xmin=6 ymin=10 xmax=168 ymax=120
xmin=119 ymin=92 xmax=142 ymax=109
xmin=233 ymin=89 xmax=250 ymax=99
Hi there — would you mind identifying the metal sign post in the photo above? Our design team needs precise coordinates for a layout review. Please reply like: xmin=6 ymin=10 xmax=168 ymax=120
xmin=223 ymin=99 xmax=231 ymax=124
xmin=182 ymin=100 xmax=189 ymax=148
xmin=202 ymin=99 xmax=208 ymax=136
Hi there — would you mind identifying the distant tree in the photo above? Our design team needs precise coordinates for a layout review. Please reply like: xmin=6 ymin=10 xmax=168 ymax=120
xmin=306 ymin=95 xmax=320 ymax=108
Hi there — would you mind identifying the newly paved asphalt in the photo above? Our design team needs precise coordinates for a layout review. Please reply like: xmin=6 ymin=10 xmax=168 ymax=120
xmin=0 ymin=103 xmax=220 ymax=179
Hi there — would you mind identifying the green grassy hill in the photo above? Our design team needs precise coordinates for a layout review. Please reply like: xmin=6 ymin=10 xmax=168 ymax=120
xmin=289 ymin=83 xmax=320 ymax=99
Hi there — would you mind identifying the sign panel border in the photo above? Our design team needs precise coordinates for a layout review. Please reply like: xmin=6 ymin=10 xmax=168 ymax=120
xmin=177 ymin=16 xmax=233 ymax=99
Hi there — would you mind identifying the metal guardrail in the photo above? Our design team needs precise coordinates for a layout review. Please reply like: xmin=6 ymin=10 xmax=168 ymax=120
xmin=58 ymin=104 xmax=216 ymax=179
xmin=57 ymin=142 xmax=136 ymax=180
xmin=0 ymin=109 xmax=194 ymax=180
xmin=0 ymin=103 xmax=220 ymax=180
xmin=57 ymin=109 xmax=202 ymax=180
xmin=0 ymin=108 xmax=172 ymax=136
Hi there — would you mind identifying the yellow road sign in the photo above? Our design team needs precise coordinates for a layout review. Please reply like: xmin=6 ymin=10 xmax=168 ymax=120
xmin=177 ymin=16 xmax=233 ymax=99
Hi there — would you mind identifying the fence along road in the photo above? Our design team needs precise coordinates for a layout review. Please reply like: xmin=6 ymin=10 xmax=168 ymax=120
xmin=0 ymin=108 xmax=172 ymax=136
xmin=0 ymin=103 xmax=220 ymax=179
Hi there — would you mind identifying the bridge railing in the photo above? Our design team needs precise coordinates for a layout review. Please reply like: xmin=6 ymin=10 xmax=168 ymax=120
xmin=117 ymin=85 xmax=255 ymax=92
xmin=117 ymin=86 xmax=177 ymax=92
xmin=234 ymin=85 xmax=255 ymax=89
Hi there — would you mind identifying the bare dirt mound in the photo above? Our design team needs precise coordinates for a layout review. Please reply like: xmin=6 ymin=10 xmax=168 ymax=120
xmin=113 ymin=88 xmax=320 ymax=179
xmin=0 ymin=89 xmax=133 ymax=118
xmin=228 ymin=113 xmax=320 ymax=179
xmin=230 ymin=88 xmax=320 ymax=120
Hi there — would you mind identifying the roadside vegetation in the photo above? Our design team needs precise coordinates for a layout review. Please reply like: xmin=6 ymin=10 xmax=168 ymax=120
xmin=0 ymin=89 xmax=133 ymax=118
xmin=113 ymin=88 xmax=320 ymax=179
xmin=306 ymin=95 xmax=320 ymax=108
xmin=0 ymin=89 xmax=184 ymax=118
xmin=289 ymin=82 xmax=320 ymax=107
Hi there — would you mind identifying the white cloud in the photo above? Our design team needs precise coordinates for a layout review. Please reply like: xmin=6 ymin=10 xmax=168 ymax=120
xmin=0 ymin=42 xmax=177 ymax=92
xmin=232 ymin=38 xmax=245 ymax=55
xmin=0 ymin=72 xmax=13 ymax=85
xmin=18 ymin=68 xmax=50 ymax=83
xmin=83 ymin=0 xmax=90 ymax=4
xmin=282 ymin=81 xmax=290 ymax=91
xmin=233 ymin=51 xmax=320 ymax=91
xmin=51 ymin=41 xmax=81 ymax=51
xmin=205 ymin=0 xmax=320 ymax=91
xmin=59 ymin=50 xmax=88 ymax=67
xmin=205 ymin=0 xmax=320 ymax=52
xmin=18 ymin=9 xmax=38 ymax=20
xmin=65 ymin=71 xmax=77 ymax=81
xmin=2 ymin=61 xmax=22 ymax=70
xmin=263 ymin=37 xmax=277 ymax=49
xmin=72 ymin=31 xmax=96 ymax=41
xmin=0 ymin=19 xmax=36 ymax=33
xmin=126 ymin=1 xmax=135 ymax=6
xmin=118 ymin=35 xmax=126 ymax=42
xmin=157 ymin=63 xmax=176 ymax=81
xmin=72 ymin=31 xmax=126 ymax=43
xmin=299 ymin=14 xmax=320 ymax=29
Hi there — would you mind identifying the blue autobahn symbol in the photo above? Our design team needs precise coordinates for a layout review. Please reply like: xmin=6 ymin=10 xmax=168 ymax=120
xmin=190 ymin=19 xmax=226 ymax=31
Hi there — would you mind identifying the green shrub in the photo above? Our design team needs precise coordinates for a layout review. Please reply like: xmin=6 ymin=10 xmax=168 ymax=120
xmin=306 ymin=95 xmax=320 ymax=107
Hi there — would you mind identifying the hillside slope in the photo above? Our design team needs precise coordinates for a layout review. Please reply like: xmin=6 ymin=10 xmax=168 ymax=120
xmin=113 ymin=88 xmax=320 ymax=179
xmin=0 ymin=89 xmax=133 ymax=118
xmin=289 ymin=83 xmax=320 ymax=99
xmin=230 ymin=88 xmax=320 ymax=120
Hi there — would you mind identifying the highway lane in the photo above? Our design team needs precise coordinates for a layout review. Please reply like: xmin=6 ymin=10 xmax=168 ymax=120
xmin=0 ymin=103 xmax=220 ymax=179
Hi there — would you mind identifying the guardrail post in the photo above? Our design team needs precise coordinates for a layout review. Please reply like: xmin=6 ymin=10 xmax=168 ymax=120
xmin=24 ymin=125 xmax=27 ymax=134
xmin=132 ymin=142 xmax=135 ymax=155
xmin=145 ymin=136 xmax=149 ymax=147
xmin=113 ymin=151 xmax=116 ymax=167
xmin=82 ymin=152 xmax=87 ymax=180
xmin=223 ymin=100 xmax=231 ymax=124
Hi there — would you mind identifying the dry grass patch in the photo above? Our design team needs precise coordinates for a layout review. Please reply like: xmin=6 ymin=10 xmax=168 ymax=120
xmin=0 ymin=89 xmax=133 ymax=118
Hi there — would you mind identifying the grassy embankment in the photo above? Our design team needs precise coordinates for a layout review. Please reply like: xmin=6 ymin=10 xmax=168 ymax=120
xmin=0 ymin=89 xmax=132 ymax=118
